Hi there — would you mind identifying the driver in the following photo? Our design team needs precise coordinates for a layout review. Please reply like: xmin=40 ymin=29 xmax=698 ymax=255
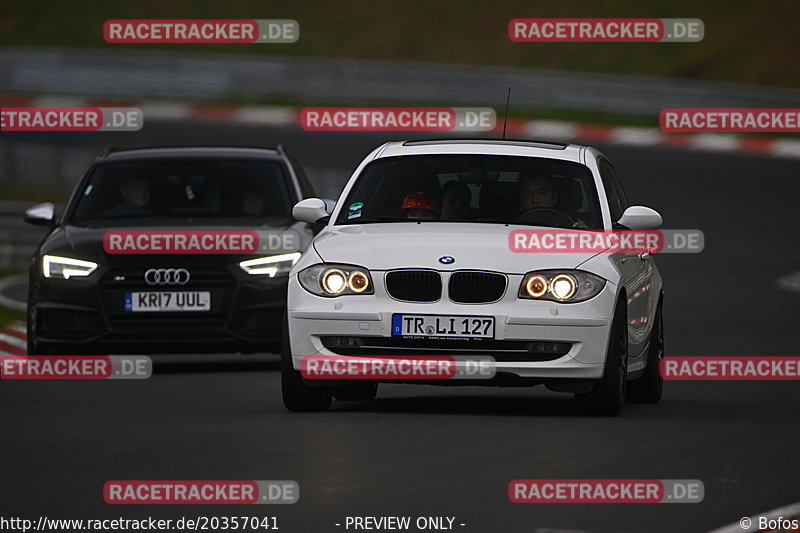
xmin=401 ymin=192 xmax=440 ymax=220
xmin=520 ymin=173 xmax=557 ymax=210
xmin=517 ymin=173 xmax=588 ymax=228
xmin=105 ymin=178 xmax=152 ymax=216
xmin=240 ymin=188 xmax=267 ymax=216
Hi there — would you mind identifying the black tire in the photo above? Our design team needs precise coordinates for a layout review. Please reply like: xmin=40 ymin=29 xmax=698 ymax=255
xmin=575 ymin=299 xmax=628 ymax=416
xmin=280 ymin=314 xmax=331 ymax=412
xmin=333 ymin=382 xmax=378 ymax=402
xmin=626 ymin=299 xmax=664 ymax=404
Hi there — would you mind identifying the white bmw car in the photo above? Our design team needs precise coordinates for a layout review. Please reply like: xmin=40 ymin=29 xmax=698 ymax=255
xmin=283 ymin=139 xmax=664 ymax=415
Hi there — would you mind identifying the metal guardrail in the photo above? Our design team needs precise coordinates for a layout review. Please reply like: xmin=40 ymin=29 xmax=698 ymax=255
xmin=0 ymin=202 xmax=50 ymax=270
xmin=0 ymin=140 xmax=95 ymax=189
xmin=2 ymin=46 xmax=800 ymax=116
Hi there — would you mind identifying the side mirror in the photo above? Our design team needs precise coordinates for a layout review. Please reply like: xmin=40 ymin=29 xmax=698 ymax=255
xmin=617 ymin=206 xmax=662 ymax=230
xmin=293 ymin=198 xmax=330 ymax=224
xmin=321 ymin=198 xmax=337 ymax=214
xmin=24 ymin=202 xmax=56 ymax=227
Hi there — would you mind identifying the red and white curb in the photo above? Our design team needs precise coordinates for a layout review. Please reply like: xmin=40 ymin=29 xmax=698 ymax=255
xmin=2 ymin=95 xmax=800 ymax=159
xmin=504 ymin=118 xmax=800 ymax=159
xmin=0 ymin=95 xmax=295 ymax=127
xmin=0 ymin=322 xmax=26 ymax=356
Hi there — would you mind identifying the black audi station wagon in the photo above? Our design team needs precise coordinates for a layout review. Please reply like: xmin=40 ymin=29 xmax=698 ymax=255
xmin=25 ymin=146 xmax=324 ymax=355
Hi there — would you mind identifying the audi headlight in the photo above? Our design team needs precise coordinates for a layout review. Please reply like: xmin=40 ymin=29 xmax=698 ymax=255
xmin=43 ymin=255 xmax=98 ymax=279
xmin=239 ymin=252 xmax=301 ymax=277
xmin=298 ymin=264 xmax=374 ymax=297
xmin=519 ymin=270 xmax=605 ymax=303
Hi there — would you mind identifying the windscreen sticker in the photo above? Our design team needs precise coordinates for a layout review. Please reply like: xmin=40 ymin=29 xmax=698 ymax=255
xmin=347 ymin=201 xmax=363 ymax=219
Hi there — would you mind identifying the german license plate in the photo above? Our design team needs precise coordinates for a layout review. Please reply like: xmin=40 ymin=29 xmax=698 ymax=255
xmin=125 ymin=291 xmax=211 ymax=312
xmin=391 ymin=314 xmax=494 ymax=339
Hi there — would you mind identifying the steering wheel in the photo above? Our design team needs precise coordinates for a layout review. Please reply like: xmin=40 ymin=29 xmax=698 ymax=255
xmin=514 ymin=207 xmax=575 ymax=227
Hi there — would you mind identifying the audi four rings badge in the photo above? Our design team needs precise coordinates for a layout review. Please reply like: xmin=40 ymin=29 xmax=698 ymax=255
xmin=144 ymin=268 xmax=190 ymax=285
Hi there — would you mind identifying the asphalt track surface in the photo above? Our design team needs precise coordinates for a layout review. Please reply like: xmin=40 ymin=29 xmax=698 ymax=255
xmin=1 ymin=121 xmax=799 ymax=533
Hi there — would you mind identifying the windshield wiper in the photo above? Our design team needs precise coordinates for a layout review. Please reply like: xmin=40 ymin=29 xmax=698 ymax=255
xmin=473 ymin=218 xmax=575 ymax=229
xmin=473 ymin=218 xmax=511 ymax=224
xmin=341 ymin=216 xmax=407 ymax=224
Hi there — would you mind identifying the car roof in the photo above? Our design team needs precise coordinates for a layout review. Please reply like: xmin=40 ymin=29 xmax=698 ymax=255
xmin=99 ymin=146 xmax=283 ymax=162
xmin=373 ymin=139 xmax=584 ymax=162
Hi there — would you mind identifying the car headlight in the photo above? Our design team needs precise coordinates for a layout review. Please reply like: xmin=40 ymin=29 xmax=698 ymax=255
xmin=239 ymin=252 xmax=301 ymax=277
xmin=298 ymin=264 xmax=374 ymax=297
xmin=519 ymin=270 xmax=605 ymax=303
xmin=43 ymin=255 xmax=98 ymax=279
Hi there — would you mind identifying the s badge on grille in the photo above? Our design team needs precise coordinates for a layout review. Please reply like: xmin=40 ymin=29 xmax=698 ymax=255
xmin=438 ymin=256 xmax=455 ymax=264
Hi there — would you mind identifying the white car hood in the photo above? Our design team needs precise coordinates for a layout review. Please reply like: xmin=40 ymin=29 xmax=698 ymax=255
xmin=313 ymin=223 xmax=600 ymax=274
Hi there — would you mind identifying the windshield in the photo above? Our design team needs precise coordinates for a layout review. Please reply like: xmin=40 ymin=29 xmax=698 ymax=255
xmin=335 ymin=154 xmax=602 ymax=229
xmin=70 ymin=158 xmax=295 ymax=225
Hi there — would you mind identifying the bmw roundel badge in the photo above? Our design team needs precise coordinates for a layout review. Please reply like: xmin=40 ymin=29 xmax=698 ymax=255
xmin=438 ymin=256 xmax=455 ymax=264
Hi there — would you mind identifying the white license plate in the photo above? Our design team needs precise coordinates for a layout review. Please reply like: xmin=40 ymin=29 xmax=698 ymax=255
xmin=392 ymin=314 xmax=495 ymax=339
xmin=125 ymin=291 xmax=211 ymax=312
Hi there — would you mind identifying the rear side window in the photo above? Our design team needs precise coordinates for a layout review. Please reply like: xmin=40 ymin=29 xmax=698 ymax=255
xmin=598 ymin=158 xmax=627 ymax=223
xmin=287 ymin=153 xmax=316 ymax=199
xmin=605 ymin=159 xmax=630 ymax=209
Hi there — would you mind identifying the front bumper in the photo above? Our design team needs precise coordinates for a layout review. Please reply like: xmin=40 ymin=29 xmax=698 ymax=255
xmin=29 ymin=265 xmax=288 ymax=354
xmin=287 ymin=273 xmax=618 ymax=381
